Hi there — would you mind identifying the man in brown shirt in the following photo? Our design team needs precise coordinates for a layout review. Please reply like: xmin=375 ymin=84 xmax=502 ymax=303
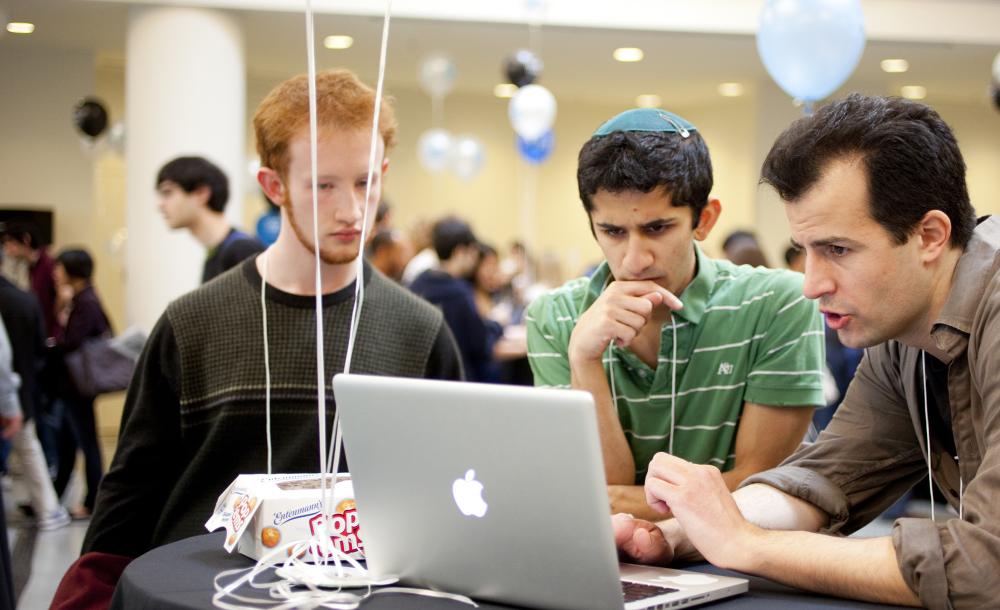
xmin=614 ymin=94 xmax=997 ymax=609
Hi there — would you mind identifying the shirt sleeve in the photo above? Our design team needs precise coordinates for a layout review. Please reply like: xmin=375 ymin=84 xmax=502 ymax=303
xmin=741 ymin=343 xmax=927 ymax=532
xmin=743 ymin=271 xmax=826 ymax=407
xmin=525 ymin=290 xmax=573 ymax=389
xmin=0 ymin=316 xmax=22 ymax=418
xmin=82 ymin=314 xmax=183 ymax=558
xmin=422 ymin=318 xmax=465 ymax=381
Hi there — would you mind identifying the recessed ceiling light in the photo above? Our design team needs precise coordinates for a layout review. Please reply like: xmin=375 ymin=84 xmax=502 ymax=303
xmin=880 ymin=59 xmax=909 ymax=73
xmin=613 ymin=47 xmax=644 ymax=62
xmin=494 ymin=83 xmax=517 ymax=98
xmin=323 ymin=35 xmax=353 ymax=50
xmin=6 ymin=22 xmax=35 ymax=35
xmin=717 ymin=82 xmax=745 ymax=97
xmin=635 ymin=94 xmax=661 ymax=108
xmin=900 ymin=85 xmax=927 ymax=100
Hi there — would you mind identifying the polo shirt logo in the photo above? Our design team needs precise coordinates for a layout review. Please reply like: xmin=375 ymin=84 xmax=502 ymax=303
xmin=717 ymin=362 xmax=734 ymax=375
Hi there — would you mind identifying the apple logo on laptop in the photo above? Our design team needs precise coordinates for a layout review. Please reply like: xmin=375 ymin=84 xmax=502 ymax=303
xmin=452 ymin=469 xmax=488 ymax=517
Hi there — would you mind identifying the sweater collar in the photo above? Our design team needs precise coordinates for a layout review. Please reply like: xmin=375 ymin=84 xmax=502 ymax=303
xmin=241 ymin=256 xmax=373 ymax=309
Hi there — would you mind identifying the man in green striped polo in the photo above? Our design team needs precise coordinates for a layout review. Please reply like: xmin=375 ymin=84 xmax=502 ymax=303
xmin=526 ymin=108 xmax=825 ymax=520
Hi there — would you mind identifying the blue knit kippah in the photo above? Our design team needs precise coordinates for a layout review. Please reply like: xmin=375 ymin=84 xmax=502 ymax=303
xmin=592 ymin=108 xmax=697 ymax=138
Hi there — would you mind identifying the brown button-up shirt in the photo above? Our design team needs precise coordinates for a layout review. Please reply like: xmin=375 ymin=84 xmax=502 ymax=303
xmin=743 ymin=216 xmax=1000 ymax=610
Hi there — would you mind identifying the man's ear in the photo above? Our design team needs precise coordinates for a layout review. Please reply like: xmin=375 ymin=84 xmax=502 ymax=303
xmin=192 ymin=185 xmax=213 ymax=207
xmin=381 ymin=157 xmax=390 ymax=176
xmin=257 ymin=168 xmax=286 ymax=207
xmin=693 ymin=199 xmax=722 ymax=241
xmin=917 ymin=210 xmax=952 ymax=265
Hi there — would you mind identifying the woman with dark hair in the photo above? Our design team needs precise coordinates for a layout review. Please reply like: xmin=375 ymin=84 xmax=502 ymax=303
xmin=52 ymin=247 xmax=111 ymax=519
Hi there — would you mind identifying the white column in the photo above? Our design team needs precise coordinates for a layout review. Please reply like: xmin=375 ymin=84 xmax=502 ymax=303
xmin=124 ymin=6 xmax=245 ymax=331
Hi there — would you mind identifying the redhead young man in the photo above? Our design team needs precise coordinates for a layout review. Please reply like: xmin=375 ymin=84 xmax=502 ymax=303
xmin=52 ymin=69 xmax=462 ymax=609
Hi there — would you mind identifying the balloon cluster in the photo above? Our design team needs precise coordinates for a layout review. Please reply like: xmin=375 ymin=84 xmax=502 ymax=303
xmin=756 ymin=0 xmax=866 ymax=111
xmin=416 ymin=128 xmax=485 ymax=181
xmin=415 ymin=55 xmax=487 ymax=181
xmin=502 ymin=50 xmax=556 ymax=164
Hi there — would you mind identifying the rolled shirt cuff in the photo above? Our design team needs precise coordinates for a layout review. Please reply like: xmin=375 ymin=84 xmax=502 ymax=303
xmin=739 ymin=465 xmax=851 ymax=535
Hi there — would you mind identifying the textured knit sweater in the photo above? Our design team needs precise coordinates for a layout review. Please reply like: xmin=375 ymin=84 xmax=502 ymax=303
xmin=83 ymin=258 xmax=462 ymax=557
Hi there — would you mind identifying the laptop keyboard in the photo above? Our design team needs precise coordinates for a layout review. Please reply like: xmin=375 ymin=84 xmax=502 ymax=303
xmin=621 ymin=580 xmax=679 ymax=602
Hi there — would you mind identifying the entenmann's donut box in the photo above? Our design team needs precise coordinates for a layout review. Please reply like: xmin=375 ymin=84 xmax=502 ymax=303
xmin=205 ymin=473 xmax=363 ymax=562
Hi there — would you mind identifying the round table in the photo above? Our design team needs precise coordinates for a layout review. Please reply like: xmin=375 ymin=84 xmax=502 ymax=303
xmin=111 ymin=533 xmax=910 ymax=609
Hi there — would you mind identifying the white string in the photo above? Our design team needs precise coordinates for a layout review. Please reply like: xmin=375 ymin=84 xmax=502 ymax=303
xmin=261 ymin=253 xmax=272 ymax=475
xmin=326 ymin=0 xmax=393 ymax=485
xmin=606 ymin=310 xmax=681 ymax=460
xmin=668 ymin=312 xmax=677 ymax=455
xmin=958 ymin=464 xmax=964 ymax=521
xmin=921 ymin=351 xmax=935 ymax=522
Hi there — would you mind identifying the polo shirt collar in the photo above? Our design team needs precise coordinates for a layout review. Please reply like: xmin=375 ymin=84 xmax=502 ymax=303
xmin=674 ymin=244 xmax=714 ymax=325
xmin=583 ymin=244 xmax=716 ymax=326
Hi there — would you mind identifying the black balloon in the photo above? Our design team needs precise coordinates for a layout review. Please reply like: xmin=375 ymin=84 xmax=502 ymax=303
xmin=74 ymin=97 xmax=109 ymax=138
xmin=993 ymin=82 xmax=1000 ymax=111
xmin=503 ymin=49 xmax=543 ymax=88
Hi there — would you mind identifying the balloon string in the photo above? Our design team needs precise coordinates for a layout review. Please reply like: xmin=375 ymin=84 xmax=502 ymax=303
xmin=432 ymin=95 xmax=444 ymax=127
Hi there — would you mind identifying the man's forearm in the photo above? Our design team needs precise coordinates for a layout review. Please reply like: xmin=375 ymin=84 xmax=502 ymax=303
xmin=657 ymin=483 xmax=829 ymax=565
xmin=570 ymin=357 xmax=634 ymax=483
xmin=735 ymin=530 xmax=920 ymax=606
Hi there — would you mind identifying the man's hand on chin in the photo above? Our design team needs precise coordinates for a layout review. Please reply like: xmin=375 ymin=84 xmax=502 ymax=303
xmin=612 ymin=513 xmax=674 ymax=565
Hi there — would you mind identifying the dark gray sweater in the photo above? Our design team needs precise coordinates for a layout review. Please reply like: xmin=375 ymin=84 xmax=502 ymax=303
xmin=83 ymin=258 xmax=461 ymax=557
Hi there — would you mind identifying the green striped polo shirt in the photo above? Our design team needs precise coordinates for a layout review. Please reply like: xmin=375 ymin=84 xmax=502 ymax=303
xmin=526 ymin=245 xmax=825 ymax=483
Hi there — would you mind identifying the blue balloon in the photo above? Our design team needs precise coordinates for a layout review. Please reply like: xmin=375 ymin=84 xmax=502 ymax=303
xmin=517 ymin=130 xmax=555 ymax=164
xmin=757 ymin=0 xmax=866 ymax=103
xmin=256 ymin=210 xmax=281 ymax=246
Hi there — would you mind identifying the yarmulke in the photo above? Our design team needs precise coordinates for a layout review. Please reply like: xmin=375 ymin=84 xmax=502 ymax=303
xmin=592 ymin=108 xmax=697 ymax=138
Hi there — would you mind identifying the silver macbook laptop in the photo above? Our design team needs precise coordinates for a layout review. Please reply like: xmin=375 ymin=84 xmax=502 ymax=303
xmin=333 ymin=374 xmax=747 ymax=610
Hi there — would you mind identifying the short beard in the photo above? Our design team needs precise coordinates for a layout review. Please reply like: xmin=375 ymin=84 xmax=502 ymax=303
xmin=285 ymin=202 xmax=360 ymax=265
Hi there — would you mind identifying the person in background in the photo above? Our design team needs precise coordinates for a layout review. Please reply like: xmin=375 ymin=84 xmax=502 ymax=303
xmin=0 ymin=247 xmax=69 ymax=529
xmin=401 ymin=218 xmax=438 ymax=286
xmin=0 ymin=317 xmax=22 ymax=610
xmin=1 ymin=222 xmax=60 ymax=339
xmin=411 ymin=218 xmax=498 ymax=382
xmin=51 ymin=248 xmax=111 ymax=520
xmin=155 ymin=156 xmax=264 ymax=283
xmin=784 ymin=244 xmax=805 ymax=273
xmin=373 ymin=199 xmax=394 ymax=233
xmin=0 ymin=222 xmax=62 ymax=478
xmin=367 ymin=229 xmax=413 ymax=283
xmin=470 ymin=242 xmax=531 ymax=385
xmin=722 ymin=229 xmax=771 ymax=267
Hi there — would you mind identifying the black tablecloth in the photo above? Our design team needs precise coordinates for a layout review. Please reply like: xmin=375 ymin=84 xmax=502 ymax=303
xmin=111 ymin=533 xmax=910 ymax=609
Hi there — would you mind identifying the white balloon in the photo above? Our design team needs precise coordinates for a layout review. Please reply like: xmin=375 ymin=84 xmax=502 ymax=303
xmin=993 ymin=51 xmax=1000 ymax=84
xmin=417 ymin=128 xmax=454 ymax=173
xmin=450 ymin=135 xmax=485 ymax=181
xmin=508 ymin=84 xmax=556 ymax=141
xmin=108 ymin=121 xmax=126 ymax=156
xmin=418 ymin=55 xmax=457 ymax=99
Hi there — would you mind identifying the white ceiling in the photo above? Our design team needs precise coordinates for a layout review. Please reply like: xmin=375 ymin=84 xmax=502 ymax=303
xmin=2 ymin=0 xmax=998 ymax=108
